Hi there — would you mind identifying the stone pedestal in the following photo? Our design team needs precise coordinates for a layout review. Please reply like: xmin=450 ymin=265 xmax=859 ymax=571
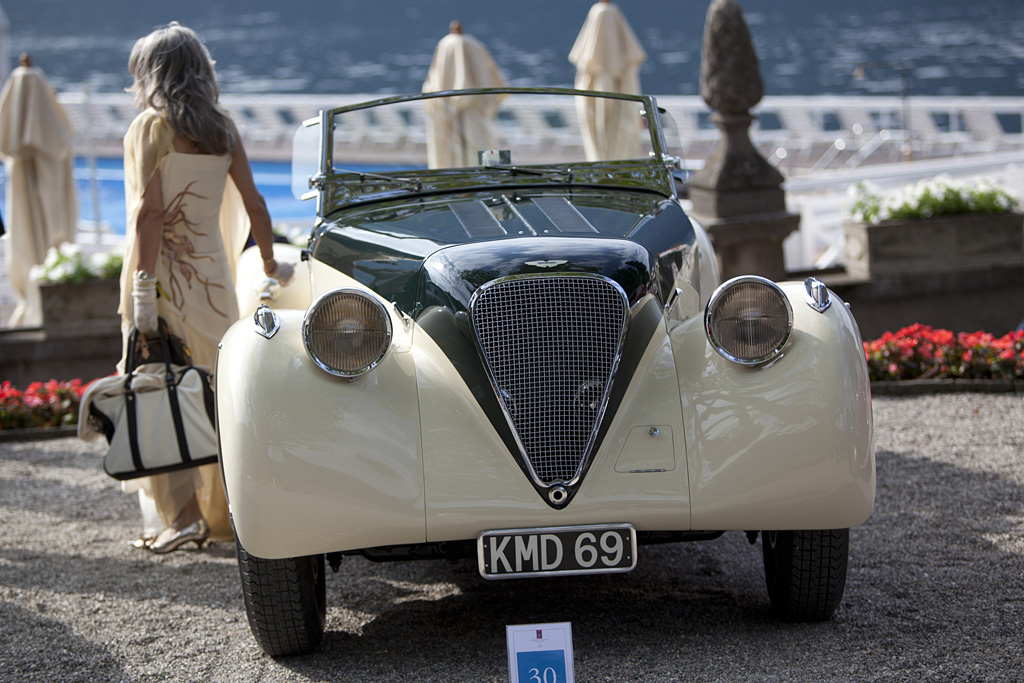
xmin=842 ymin=212 xmax=1024 ymax=279
xmin=687 ymin=112 xmax=799 ymax=282
xmin=0 ymin=327 xmax=122 ymax=387
xmin=699 ymin=211 xmax=801 ymax=282
xmin=39 ymin=279 xmax=121 ymax=339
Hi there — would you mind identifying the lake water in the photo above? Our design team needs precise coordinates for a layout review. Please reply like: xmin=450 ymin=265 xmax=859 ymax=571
xmin=5 ymin=0 xmax=1024 ymax=238
xmin=5 ymin=0 xmax=1024 ymax=98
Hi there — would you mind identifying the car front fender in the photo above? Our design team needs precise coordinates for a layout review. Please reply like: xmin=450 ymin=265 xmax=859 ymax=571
xmin=215 ymin=307 xmax=425 ymax=559
xmin=671 ymin=282 xmax=875 ymax=530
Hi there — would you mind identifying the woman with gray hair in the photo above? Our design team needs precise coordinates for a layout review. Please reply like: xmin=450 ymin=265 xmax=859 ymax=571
xmin=118 ymin=22 xmax=292 ymax=553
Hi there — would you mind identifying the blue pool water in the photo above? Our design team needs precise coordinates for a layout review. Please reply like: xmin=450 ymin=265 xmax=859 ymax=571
xmin=66 ymin=157 xmax=314 ymax=237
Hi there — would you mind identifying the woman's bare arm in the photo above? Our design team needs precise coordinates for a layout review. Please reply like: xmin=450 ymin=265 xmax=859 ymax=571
xmin=228 ymin=131 xmax=279 ymax=276
xmin=135 ymin=169 xmax=165 ymax=274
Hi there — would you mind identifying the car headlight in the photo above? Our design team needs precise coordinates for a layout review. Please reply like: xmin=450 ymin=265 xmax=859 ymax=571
xmin=303 ymin=289 xmax=392 ymax=376
xmin=704 ymin=276 xmax=793 ymax=366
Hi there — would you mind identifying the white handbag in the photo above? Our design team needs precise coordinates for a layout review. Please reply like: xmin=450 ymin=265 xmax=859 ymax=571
xmin=80 ymin=325 xmax=218 ymax=480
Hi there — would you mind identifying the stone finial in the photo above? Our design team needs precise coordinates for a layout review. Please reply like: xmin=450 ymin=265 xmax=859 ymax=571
xmin=691 ymin=0 xmax=780 ymax=195
xmin=688 ymin=0 xmax=797 ymax=282
xmin=699 ymin=0 xmax=763 ymax=116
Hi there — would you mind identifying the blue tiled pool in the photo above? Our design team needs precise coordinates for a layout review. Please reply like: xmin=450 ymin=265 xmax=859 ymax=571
xmin=70 ymin=157 xmax=316 ymax=236
xmin=0 ymin=157 xmax=317 ymax=238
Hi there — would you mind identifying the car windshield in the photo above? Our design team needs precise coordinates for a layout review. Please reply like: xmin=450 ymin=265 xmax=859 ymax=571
xmin=291 ymin=89 xmax=685 ymax=200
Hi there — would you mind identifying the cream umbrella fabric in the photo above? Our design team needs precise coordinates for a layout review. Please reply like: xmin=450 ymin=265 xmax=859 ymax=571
xmin=569 ymin=1 xmax=647 ymax=161
xmin=422 ymin=22 xmax=508 ymax=169
xmin=0 ymin=59 xmax=77 ymax=327
xmin=0 ymin=6 xmax=10 ymax=86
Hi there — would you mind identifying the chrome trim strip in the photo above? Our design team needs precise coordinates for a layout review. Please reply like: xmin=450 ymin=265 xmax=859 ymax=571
xmin=500 ymin=194 xmax=537 ymax=236
xmin=253 ymin=304 xmax=280 ymax=339
xmin=317 ymin=109 xmax=330 ymax=219
xmin=704 ymin=275 xmax=794 ymax=367
xmin=468 ymin=273 xmax=630 ymax=493
xmin=664 ymin=287 xmax=683 ymax=311
xmin=804 ymin=276 xmax=832 ymax=313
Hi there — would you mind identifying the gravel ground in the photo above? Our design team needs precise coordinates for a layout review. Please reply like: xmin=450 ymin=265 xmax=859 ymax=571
xmin=1 ymin=393 xmax=1022 ymax=682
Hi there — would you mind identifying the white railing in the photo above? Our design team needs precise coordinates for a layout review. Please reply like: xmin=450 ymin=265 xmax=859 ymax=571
xmin=52 ymin=92 xmax=1024 ymax=165
xmin=3 ymin=94 xmax=1024 ymax=326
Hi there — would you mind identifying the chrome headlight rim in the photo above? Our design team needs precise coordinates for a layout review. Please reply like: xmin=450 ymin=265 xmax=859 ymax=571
xmin=302 ymin=288 xmax=393 ymax=377
xmin=704 ymin=275 xmax=794 ymax=367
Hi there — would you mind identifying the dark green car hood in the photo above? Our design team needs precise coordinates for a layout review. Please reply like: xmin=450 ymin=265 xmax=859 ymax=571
xmin=310 ymin=186 xmax=696 ymax=315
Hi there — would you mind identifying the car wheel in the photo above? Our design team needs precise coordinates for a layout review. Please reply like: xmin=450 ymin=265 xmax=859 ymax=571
xmin=236 ymin=537 xmax=326 ymax=656
xmin=761 ymin=528 xmax=848 ymax=621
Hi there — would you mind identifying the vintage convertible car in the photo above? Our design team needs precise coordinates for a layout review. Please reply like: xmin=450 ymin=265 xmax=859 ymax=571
xmin=216 ymin=88 xmax=874 ymax=656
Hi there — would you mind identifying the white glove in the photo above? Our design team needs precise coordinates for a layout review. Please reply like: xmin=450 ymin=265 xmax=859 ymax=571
xmin=268 ymin=260 xmax=295 ymax=287
xmin=132 ymin=271 xmax=159 ymax=336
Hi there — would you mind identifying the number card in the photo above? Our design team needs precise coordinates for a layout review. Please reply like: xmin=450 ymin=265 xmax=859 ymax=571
xmin=506 ymin=622 xmax=574 ymax=683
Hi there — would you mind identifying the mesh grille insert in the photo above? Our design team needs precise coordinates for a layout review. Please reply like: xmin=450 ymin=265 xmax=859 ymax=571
xmin=471 ymin=276 xmax=627 ymax=484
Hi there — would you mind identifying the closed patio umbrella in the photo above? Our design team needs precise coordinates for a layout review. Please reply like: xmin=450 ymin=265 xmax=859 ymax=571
xmin=0 ymin=5 xmax=10 ymax=86
xmin=0 ymin=54 xmax=77 ymax=328
xmin=422 ymin=21 xmax=508 ymax=169
xmin=569 ymin=0 xmax=647 ymax=161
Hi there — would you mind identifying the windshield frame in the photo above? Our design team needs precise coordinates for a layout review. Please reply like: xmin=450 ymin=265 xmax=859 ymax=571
xmin=298 ymin=87 xmax=681 ymax=219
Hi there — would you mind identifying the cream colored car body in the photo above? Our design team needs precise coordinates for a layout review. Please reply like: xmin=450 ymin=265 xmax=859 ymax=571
xmin=220 ymin=248 xmax=874 ymax=560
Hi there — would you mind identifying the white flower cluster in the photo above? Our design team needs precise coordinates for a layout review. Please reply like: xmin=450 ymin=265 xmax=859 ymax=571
xmin=29 ymin=242 xmax=123 ymax=284
xmin=847 ymin=175 xmax=1019 ymax=225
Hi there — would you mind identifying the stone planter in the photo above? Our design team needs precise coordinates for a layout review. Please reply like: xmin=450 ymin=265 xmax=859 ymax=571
xmin=842 ymin=212 xmax=1024 ymax=279
xmin=0 ymin=426 xmax=79 ymax=443
xmin=39 ymin=279 xmax=121 ymax=339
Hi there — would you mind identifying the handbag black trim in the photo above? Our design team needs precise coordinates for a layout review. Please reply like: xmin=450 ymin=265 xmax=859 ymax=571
xmin=96 ymin=321 xmax=218 ymax=481
xmin=131 ymin=317 xmax=191 ymax=367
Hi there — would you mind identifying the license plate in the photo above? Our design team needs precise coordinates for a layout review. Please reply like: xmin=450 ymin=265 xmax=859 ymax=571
xmin=477 ymin=524 xmax=636 ymax=579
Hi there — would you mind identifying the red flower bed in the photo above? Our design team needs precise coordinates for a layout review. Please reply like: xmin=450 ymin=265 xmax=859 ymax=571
xmin=864 ymin=324 xmax=1024 ymax=381
xmin=1 ymin=328 xmax=1022 ymax=431
xmin=0 ymin=379 xmax=90 ymax=430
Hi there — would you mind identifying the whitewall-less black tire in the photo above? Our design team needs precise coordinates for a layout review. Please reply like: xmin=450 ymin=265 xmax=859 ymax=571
xmin=761 ymin=529 xmax=849 ymax=621
xmin=236 ymin=538 xmax=326 ymax=657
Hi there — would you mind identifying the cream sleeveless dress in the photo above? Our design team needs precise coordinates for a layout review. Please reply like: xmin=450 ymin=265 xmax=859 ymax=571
xmin=153 ymin=152 xmax=239 ymax=366
xmin=119 ymin=110 xmax=249 ymax=542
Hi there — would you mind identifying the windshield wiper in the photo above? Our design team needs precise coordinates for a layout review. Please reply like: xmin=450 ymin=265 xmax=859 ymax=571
xmin=487 ymin=165 xmax=573 ymax=182
xmin=336 ymin=168 xmax=423 ymax=191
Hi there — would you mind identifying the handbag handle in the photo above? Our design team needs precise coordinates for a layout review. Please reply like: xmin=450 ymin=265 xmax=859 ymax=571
xmin=121 ymin=324 xmax=174 ymax=475
xmin=122 ymin=320 xmax=196 ymax=470
xmin=125 ymin=319 xmax=178 ymax=382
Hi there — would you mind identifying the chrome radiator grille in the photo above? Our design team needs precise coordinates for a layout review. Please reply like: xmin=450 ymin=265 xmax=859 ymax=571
xmin=471 ymin=275 xmax=628 ymax=485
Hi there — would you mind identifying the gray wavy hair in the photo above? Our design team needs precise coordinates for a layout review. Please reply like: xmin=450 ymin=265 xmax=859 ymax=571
xmin=128 ymin=22 xmax=236 ymax=155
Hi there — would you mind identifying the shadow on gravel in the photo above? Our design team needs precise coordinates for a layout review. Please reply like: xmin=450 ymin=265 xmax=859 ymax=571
xmin=266 ymin=449 xmax=1024 ymax=681
xmin=0 ymin=440 xmax=135 ymax=525
xmin=275 ymin=536 xmax=774 ymax=681
xmin=2 ymin=436 xmax=1023 ymax=681
xmin=0 ymin=467 xmax=139 ymax=525
xmin=0 ymin=544 xmax=242 ymax=611
xmin=0 ymin=602 xmax=127 ymax=681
